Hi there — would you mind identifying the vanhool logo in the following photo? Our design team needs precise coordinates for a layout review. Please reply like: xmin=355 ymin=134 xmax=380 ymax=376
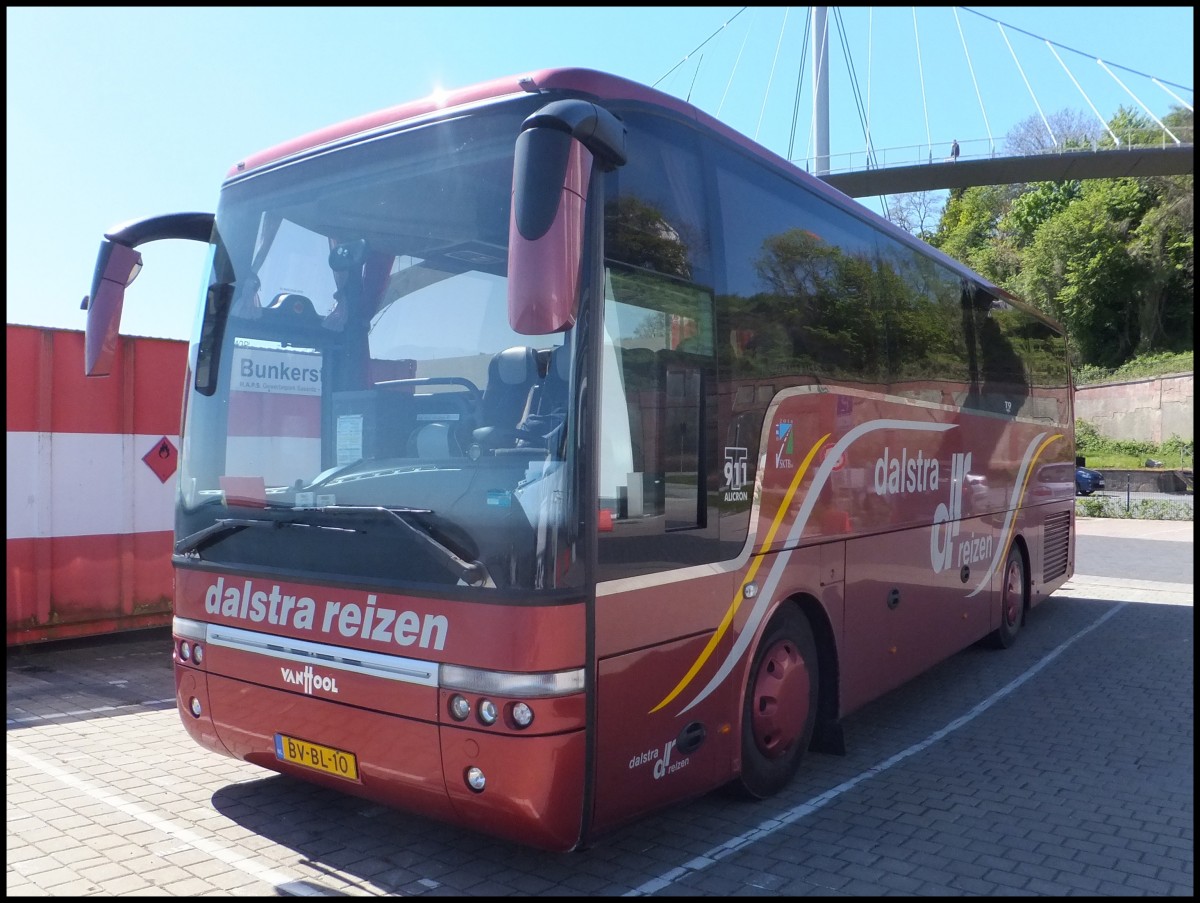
xmin=280 ymin=664 xmax=340 ymax=696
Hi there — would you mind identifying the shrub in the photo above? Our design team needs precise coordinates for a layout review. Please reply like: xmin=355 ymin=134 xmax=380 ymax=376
xmin=1075 ymin=421 xmax=1194 ymax=470
xmin=1076 ymin=497 xmax=1193 ymax=521
xmin=1074 ymin=350 xmax=1193 ymax=386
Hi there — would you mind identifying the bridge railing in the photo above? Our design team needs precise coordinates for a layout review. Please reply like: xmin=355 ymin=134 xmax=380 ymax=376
xmin=794 ymin=125 xmax=1194 ymax=177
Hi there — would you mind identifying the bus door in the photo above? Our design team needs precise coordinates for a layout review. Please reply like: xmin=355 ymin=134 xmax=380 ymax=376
xmin=842 ymin=449 xmax=990 ymax=709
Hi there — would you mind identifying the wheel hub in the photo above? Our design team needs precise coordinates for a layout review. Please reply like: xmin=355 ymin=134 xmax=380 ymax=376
xmin=750 ymin=639 xmax=811 ymax=759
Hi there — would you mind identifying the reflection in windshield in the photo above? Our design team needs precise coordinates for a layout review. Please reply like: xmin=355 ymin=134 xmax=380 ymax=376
xmin=177 ymin=98 xmax=581 ymax=593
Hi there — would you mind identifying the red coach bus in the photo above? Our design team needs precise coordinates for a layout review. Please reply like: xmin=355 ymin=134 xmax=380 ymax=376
xmin=82 ymin=68 xmax=1075 ymax=851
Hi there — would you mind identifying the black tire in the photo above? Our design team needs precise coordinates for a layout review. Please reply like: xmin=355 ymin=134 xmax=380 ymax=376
xmin=988 ymin=544 xmax=1028 ymax=649
xmin=733 ymin=605 xmax=819 ymax=799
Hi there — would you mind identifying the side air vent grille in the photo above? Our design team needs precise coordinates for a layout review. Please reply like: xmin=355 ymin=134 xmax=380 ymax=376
xmin=1043 ymin=510 xmax=1072 ymax=581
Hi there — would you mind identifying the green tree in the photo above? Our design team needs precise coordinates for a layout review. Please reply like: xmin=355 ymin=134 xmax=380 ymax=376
xmin=1001 ymin=181 xmax=1082 ymax=245
xmin=932 ymin=184 xmax=1012 ymax=277
xmin=931 ymin=104 xmax=1192 ymax=371
xmin=1016 ymin=179 xmax=1151 ymax=367
xmin=1127 ymin=106 xmax=1195 ymax=352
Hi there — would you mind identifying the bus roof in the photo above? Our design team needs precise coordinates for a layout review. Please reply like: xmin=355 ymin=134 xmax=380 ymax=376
xmin=227 ymin=67 xmax=1056 ymax=332
xmin=228 ymin=68 xmax=691 ymax=178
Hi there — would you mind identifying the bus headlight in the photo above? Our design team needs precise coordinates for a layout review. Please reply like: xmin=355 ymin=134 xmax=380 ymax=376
xmin=192 ymin=644 xmax=203 ymax=665
xmin=179 ymin=640 xmax=191 ymax=662
xmin=465 ymin=766 xmax=486 ymax=792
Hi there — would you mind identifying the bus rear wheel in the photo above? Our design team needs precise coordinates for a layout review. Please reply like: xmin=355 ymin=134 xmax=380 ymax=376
xmin=735 ymin=606 xmax=818 ymax=799
xmin=988 ymin=545 xmax=1028 ymax=649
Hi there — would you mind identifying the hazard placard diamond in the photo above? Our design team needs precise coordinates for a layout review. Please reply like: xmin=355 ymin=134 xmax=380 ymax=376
xmin=143 ymin=436 xmax=178 ymax=483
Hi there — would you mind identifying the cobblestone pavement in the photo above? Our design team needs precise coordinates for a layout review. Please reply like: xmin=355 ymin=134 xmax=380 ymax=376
xmin=7 ymin=518 xmax=1193 ymax=896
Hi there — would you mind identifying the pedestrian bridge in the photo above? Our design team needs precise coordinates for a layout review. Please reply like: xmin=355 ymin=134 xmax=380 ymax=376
xmin=822 ymin=143 xmax=1193 ymax=197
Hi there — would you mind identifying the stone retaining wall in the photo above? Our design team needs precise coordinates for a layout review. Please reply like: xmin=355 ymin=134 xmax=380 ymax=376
xmin=1096 ymin=468 xmax=1194 ymax=493
xmin=1074 ymin=371 xmax=1193 ymax=444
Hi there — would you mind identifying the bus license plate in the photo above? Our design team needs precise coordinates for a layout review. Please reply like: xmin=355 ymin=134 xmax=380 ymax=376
xmin=274 ymin=733 xmax=359 ymax=781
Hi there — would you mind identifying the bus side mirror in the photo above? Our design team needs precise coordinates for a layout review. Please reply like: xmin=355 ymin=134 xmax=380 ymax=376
xmin=80 ymin=212 xmax=215 ymax=376
xmin=507 ymin=99 xmax=626 ymax=336
xmin=508 ymin=130 xmax=590 ymax=335
xmin=82 ymin=239 xmax=142 ymax=376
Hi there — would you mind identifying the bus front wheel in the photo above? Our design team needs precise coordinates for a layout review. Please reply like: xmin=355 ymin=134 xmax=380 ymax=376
xmin=735 ymin=605 xmax=818 ymax=799
xmin=988 ymin=545 xmax=1028 ymax=649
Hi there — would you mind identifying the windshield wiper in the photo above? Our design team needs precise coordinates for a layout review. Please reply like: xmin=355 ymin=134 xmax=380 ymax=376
xmin=317 ymin=506 xmax=495 ymax=588
xmin=175 ymin=506 xmax=495 ymax=588
xmin=175 ymin=517 xmax=278 ymax=556
xmin=175 ymin=515 xmax=361 ymax=557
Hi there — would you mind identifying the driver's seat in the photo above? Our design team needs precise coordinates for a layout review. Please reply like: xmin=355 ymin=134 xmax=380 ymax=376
xmin=470 ymin=346 xmax=538 ymax=453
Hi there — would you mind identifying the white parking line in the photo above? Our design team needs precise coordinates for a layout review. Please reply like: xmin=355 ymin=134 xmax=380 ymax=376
xmin=1058 ymin=574 xmax=1192 ymax=605
xmin=6 ymin=743 xmax=334 ymax=897
xmin=622 ymin=602 xmax=1128 ymax=897
xmin=7 ymin=698 xmax=177 ymax=727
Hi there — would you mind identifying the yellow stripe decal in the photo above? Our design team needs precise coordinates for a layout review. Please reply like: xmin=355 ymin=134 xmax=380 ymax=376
xmin=647 ymin=433 xmax=830 ymax=714
xmin=968 ymin=431 xmax=1064 ymax=597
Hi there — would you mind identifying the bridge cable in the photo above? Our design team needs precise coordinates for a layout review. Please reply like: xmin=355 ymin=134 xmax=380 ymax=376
xmin=717 ymin=8 xmax=756 ymax=118
xmin=1100 ymin=61 xmax=1183 ymax=145
xmin=832 ymin=7 xmax=878 ymax=170
xmin=962 ymin=5 xmax=1192 ymax=146
xmin=1151 ymin=79 xmax=1193 ymax=114
xmin=911 ymin=8 xmax=933 ymax=160
xmin=756 ymin=7 xmax=791 ymax=141
xmin=1045 ymin=41 xmax=1121 ymax=148
xmin=952 ymin=7 xmax=994 ymax=156
xmin=835 ymin=6 xmax=883 ymax=217
xmin=865 ymin=9 xmax=887 ymax=218
xmin=865 ymin=8 xmax=873 ymax=167
xmin=653 ymin=6 xmax=748 ymax=89
xmin=996 ymin=21 xmax=1057 ymax=147
xmin=786 ymin=6 xmax=813 ymax=164
xmin=686 ymin=54 xmax=704 ymax=103
xmin=960 ymin=6 xmax=1193 ymax=93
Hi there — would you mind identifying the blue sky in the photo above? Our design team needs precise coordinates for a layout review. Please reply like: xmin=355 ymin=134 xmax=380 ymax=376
xmin=6 ymin=6 xmax=1193 ymax=342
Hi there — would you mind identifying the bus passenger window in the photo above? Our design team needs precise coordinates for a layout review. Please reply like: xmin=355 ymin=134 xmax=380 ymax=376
xmin=599 ymin=265 xmax=713 ymax=536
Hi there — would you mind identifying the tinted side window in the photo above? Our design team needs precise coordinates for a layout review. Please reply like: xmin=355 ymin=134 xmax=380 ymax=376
xmin=597 ymin=112 xmax=724 ymax=580
xmin=715 ymin=150 xmax=886 ymax=386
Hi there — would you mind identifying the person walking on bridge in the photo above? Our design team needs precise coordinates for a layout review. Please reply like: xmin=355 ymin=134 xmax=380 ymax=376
xmin=950 ymin=138 xmax=960 ymax=162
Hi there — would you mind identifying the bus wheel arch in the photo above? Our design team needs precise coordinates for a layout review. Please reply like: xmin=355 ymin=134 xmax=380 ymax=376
xmin=732 ymin=599 xmax=821 ymax=799
xmin=988 ymin=537 xmax=1029 ymax=649
xmin=797 ymin=595 xmax=843 ymax=755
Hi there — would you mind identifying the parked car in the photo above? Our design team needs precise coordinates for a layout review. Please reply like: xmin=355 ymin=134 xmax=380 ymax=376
xmin=1031 ymin=463 xmax=1075 ymax=501
xmin=1075 ymin=466 xmax=1106 ymax=496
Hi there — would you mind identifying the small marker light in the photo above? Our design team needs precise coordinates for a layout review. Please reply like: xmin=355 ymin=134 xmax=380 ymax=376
xmin=477 ymin=699 xmax=497 ymax=725
xmin=449 ymin=695 xmax=471 ymax=721
xmin=511 ymin=702 xmax=534 ymax=728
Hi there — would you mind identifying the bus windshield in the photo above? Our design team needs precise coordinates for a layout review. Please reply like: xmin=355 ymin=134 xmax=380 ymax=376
xmin=176 ymin=97 xmax=582 ymax=594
